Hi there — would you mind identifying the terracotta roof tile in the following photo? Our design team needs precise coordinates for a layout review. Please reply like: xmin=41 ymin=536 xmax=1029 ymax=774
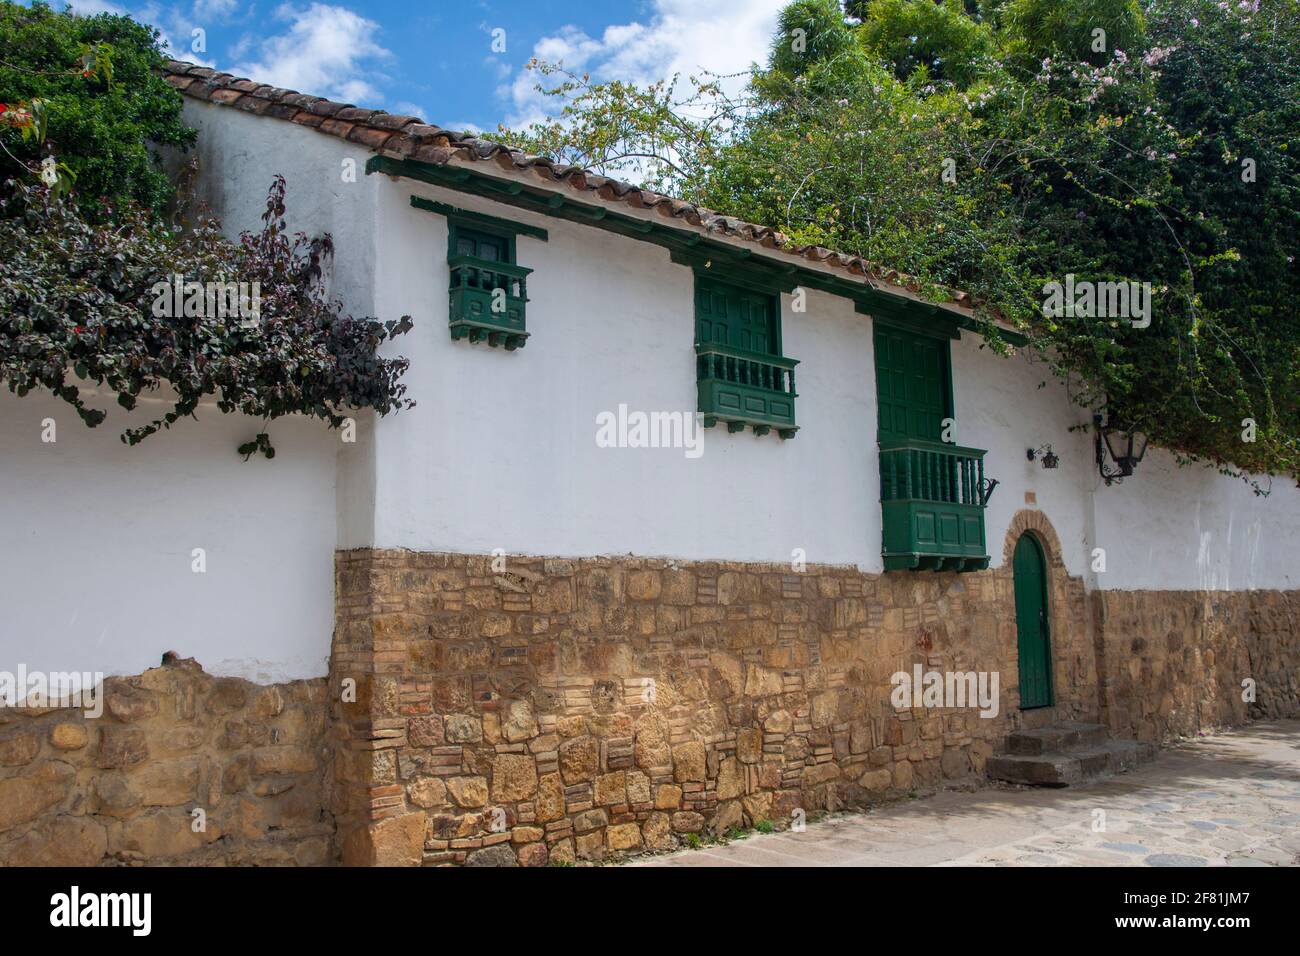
xmin=336 ymin=107 xmax=378 ymax=123
xmin=317 ymin=118 xmax=355 ymax=138
xmin=307 ymin=99 xmax=348 ymax=118
xmin=262 ymin=102 xmax=301 ymax=122
xmin=368 ymin=113 xmax=421 ymax=131
xmin=160 ymin=59 xmax=987 ymax=316
xmin=280 ymin=93 xmax=322 ymax=109
xmin=347 ymin=126 xmax=395 ymax=150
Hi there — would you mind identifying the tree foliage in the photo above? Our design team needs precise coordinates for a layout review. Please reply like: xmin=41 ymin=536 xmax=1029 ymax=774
xmin=498 ymin=0 xmax=1300 ymax=482
xmin=0 ymin=4 xmax=414 ymax=457
xmin=0 ymin=0 xmax=194 ymax=214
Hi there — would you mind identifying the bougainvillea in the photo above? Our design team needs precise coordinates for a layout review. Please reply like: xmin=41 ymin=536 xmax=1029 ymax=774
xmin=0 ymin=176 xmax=414 ymax=457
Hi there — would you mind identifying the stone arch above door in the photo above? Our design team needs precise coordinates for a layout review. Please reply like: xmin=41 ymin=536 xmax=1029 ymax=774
xmin=1001 ymin=509 xmax=1067 ymax=570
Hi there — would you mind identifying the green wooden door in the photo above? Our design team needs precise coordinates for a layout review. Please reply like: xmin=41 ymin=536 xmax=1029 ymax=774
xmin=1013 ymin=533 xmax=1053 ymax=709
xmin=874 ymin=325 xmax=951 ymax=442
xmin=696 ymin=278 xmax=778 ymax=356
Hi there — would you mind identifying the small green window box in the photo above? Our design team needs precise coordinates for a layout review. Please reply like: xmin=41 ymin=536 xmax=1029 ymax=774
xmin=448 ymin=255 xmax=531 ymax=350
xmin=693 ymin=275 xmax=798 ymax=438
xmin=411 ymin=197 xmax=547 ymax=351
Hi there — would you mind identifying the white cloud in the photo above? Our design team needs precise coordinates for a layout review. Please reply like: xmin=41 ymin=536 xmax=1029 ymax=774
xmin=232 ymin=3 xmax=391 ymax=104
xmin=505 ymin=0 xmax=788 ymax=127
xmin=441 ymin=120 xmax=484 ymax=136
xmin=190 ymin=0 xmax=240 ymax=17
xmin=226 ymin=32 xmax=257 ymax=60
xmin=64 ymin=0 xmax=128 ymax=14
xmin=392 ymin=101 xmax=429 ymax=121
xmin=126 ymin=1 xmax=216 ymax=66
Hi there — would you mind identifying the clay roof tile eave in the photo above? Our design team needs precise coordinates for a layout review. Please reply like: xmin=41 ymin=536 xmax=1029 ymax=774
xmin=159 ymin=59 xmax=989 ymax=326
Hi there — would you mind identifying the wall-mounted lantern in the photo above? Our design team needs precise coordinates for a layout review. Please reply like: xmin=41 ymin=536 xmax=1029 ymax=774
xmin=1094 ymin=412 xmax=1148 ymax=485
xmin=1026 ymin=444 xmax=1059 ymax=469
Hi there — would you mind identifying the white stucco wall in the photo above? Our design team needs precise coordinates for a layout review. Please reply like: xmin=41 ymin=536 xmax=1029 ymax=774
xmin=367 ymin=165 xmax=1300 ymax=590
xmin=168 ymin=102 xmax=1300 ymax=594
xmin=1092 ymin=448 xmax=1300 ymax=591
xmin=369 ymin=177 xmax=884 ymax=568
xmin=954 ymin=337 xmax=1096 ymax=577
xmin=0 ymin=103 xmax=385 ymax=683
xmin=177 ymin=100 xmax=381 ymax=313
xmin=7 ymin=102 xmax=1297 ymax=689
xmin=954 ymin=333 xmax=1300 ymax=590
xmin=0 ymin=390 xmax=337 ymax=682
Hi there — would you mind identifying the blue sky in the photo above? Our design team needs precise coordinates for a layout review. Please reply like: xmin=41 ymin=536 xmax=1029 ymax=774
xmin=62 ymin=0 xmax=788 ymax=133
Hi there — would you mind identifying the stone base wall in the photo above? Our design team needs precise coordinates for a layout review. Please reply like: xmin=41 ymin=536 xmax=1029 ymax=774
xmin=329 ymin=533 xmax=1101 ymax=866
xmin=5 ymin=523 xmax=1297 ymax=867
xmin=1096 ymin=589 xmax=1300 ymax=742
xmin=0 ymin=658 xmax=331 ymax=866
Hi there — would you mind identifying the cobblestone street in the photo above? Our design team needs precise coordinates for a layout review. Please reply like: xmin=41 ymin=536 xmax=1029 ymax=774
xmin=635 ymin=720 xmax=1300 ymax=867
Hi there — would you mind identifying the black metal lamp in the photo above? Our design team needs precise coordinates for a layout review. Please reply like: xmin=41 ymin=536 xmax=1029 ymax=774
xmin=1094 ymin=412 xmax=1148 ymax=484
xmin=1027 ymin=444 xmax=1059 ymax=469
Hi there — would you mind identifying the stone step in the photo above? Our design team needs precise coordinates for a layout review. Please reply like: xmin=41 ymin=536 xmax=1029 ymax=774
xmin=987 ymin=736 xmax=1157 ymax=787
xmin=1006 ymin=722 xmax=1107 ymax=755
xmin=985 ymin=752 xmax=1082 ymax=787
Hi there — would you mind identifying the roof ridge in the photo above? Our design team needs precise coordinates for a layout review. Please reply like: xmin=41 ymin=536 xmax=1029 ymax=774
xmin=160 ymin=59 xmax=980 ymax=314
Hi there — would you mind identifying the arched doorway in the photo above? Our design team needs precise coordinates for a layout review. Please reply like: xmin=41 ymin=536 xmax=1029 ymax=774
xmin=1013 ymin=533 xmax=1053 ymax=709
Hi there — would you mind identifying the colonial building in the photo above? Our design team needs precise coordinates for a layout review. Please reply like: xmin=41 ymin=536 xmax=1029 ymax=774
xmin=1 ymin=60 xmax=1297 ymax=867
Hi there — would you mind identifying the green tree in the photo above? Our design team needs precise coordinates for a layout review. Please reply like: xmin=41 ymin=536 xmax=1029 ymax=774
xmin=856 ymin=0 xmax=998 ymax=88
xmin=1 ymin=5 xmax=415 ymax=456
xmin=490 ymin=0 xmax=1300 ymax=480
xmin=769 ymin=0 xmax=857 ymax=79
xmin=1002 ymin=0 xmax=1147 ymax=67
xmin=0 ymin=0 xmax=194 ymax=214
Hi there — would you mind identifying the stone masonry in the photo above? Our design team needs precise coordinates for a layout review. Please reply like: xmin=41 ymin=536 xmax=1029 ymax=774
xmin=4 ymin=511 xmax=1296 ymax=867
xmin=0 ymin=657 xmax=331 ymax=866
xmin=1095 ymin=588 xmax=1300 ymax=741
xmin=329 ymin=512 xmax=1106 ymax=866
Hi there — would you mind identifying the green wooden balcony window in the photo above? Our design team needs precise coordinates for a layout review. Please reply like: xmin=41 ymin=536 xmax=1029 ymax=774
xmin=440 ymin=218 xmax=536 ymax=350
xmin=880 ymin=437 xmax=992 ymax=572
xmin=696 ymin=343 xmax=798 ymax=438
xmin=448 ymin=255 xmax=531 ymax=350
xmin=693 ymin=275 xmax=798 ymax=438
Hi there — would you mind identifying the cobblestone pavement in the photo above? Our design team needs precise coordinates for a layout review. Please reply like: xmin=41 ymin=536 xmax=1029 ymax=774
xmin=634 ymin=719 xmax=1300 ymax=867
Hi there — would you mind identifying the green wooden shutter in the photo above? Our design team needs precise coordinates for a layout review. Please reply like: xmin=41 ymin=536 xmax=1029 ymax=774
xmin=695 ymin=278 xmax=778 ymax=357
xmin=693 ymin=275 xmax=797 ymax=438
xmin=874 ymin=325 xmax=952 ymax=442
xmin=446 ymin=222 xmax=529 ymax=349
